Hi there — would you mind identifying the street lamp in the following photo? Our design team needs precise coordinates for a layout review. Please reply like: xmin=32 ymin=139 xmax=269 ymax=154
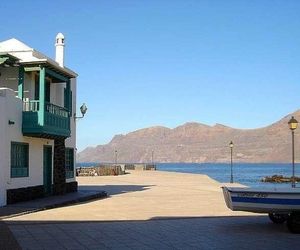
xmin=114 ymin=150 xmax=118 ymax=165
xmin=151 ymin=150 xmax=154 ymax=165
xmin=74 ymin=103 xmax=88 ymax=120
xmin=229 ymin=141 xmax=234 ymax=183
xmin=288 ymin=116 xmax=298 ymax=188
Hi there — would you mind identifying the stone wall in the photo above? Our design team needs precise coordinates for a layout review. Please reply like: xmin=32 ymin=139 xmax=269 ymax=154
xmin=53 ymin=138 xmax=66 ymax=195
xmin=65 ymin=181 xmax=78 ymax=193
xmin=77 ymin=165 xmax=125 ymax=176
xmin=6 ymin=182 xmax=78 ymax=205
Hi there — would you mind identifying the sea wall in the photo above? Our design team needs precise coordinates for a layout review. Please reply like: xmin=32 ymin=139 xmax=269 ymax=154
xmin=77 ymin=164 xmax=156 ymax=176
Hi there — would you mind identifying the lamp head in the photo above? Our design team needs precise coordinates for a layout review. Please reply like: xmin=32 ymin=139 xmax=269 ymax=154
xmin=229 ymin=141 xmax=234 ymax=148
xmin=80 ymin=103 xmax=87 ymax=117
xmin=288 ymin=116 xmax=298 ymax=131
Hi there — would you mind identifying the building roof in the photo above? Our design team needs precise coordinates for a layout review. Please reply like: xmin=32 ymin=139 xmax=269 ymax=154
xmin=0 ymin=38 xmax=77 ymax=78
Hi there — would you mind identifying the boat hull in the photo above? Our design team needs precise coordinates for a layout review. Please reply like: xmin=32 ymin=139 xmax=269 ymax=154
xmin=222 ymin=187 xmax=300 ymax=213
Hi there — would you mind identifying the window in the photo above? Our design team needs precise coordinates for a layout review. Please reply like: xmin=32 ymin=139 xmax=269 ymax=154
xmin=11 ymin=142 xmax=29 ymax=178
xmin=65 ymin=148 xmax=74 ymax=179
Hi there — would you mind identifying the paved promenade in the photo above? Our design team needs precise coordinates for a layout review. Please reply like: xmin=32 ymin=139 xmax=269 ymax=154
xmin=3 ymin=171 xmax=300 ymax=249
xmin=5 ymin=170 xmax=250 ymax=222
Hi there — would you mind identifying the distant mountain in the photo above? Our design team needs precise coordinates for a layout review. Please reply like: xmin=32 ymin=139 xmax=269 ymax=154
xmin=77 ymin=110 xmax=300 ymax=163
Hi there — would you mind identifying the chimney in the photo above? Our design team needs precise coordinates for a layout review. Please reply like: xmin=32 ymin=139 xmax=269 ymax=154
xmin=55 ymin=32 xmax=65 ymax=67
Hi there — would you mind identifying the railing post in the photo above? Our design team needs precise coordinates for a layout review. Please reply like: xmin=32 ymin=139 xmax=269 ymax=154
xmin=38 ymin=67 xmax=46 ymax=126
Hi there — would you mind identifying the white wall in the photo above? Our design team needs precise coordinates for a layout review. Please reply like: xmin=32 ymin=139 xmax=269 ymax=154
xmin=0 ymin=88 xmax=53 ymax=206
xmin=0 ymin=88 xmax=8 ymax=206
xmin=5 ymin=87 xmax=53 ymax=187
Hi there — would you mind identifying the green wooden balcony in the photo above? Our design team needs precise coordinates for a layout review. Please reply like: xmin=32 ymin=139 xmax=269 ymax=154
xmin=22 ymin=101 xmax=70 ymax=139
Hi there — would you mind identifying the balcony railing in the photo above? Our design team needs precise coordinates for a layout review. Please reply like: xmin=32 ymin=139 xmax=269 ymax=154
xmin=22 ymin=100 xmax=70 ymax=138
xmin=45 ymin=102 xmax=69 ymax=118
xmin=23 ymin=100 xmax=39 ymax=112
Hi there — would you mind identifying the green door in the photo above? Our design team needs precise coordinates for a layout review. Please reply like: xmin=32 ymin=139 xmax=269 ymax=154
xmin=43 ymin=146 xmax=52 ymax=195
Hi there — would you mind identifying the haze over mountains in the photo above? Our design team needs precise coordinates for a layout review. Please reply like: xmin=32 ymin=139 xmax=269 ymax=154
xmin=77 ymin=110 xmax=300 ymax=163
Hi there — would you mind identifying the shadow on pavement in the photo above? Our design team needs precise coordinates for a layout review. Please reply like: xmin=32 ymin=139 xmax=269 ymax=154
xmin=0 ymin=184 xmax=153 ymax=249
xmin=3 ymin=215 xmax=298 ymax=250
xmin=0 ymin=220 xmax=21 ymax=249
xmin=0 ymin=184 xmax=152 ymax=219
xmin=79 ymin=184 xmax=154 ymax=195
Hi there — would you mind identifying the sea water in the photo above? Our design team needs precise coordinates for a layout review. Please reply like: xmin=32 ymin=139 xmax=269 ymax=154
xmin=157 ymin=163 xmax=300 ymax=188
xmin=76 ymin=162 xmax=300 ymax=188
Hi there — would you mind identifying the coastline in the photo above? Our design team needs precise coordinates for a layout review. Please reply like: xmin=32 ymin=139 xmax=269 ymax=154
xmin=77 ymin=162 xmax=300 ymax=188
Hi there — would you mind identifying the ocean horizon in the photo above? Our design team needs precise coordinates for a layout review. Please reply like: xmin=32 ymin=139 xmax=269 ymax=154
xmin=76 ymin=162 xmax=300 ymax=188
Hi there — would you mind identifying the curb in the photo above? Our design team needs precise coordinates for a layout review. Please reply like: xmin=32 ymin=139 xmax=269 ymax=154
xmin=1 ymin=191 xmax=108 ymax=220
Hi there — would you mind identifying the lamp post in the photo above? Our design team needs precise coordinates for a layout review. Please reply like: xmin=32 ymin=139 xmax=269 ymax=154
xmin=114 ymin=150 xmax=118 ymax=165
xmin=151 ymin=150 xmax=154 ymax=165
xmin=229 ymin=141 xmax=234 ymax=183
xmin=288 ymin=116 xmax=298 ymax=188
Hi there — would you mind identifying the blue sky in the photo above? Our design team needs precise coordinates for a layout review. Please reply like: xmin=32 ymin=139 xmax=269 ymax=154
xmin=1 ymin=1 xmax=300 ymax=151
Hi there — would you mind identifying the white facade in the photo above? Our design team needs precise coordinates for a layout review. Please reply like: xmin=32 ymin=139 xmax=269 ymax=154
xmin=0 ymin=34 xmax=78 ymax=206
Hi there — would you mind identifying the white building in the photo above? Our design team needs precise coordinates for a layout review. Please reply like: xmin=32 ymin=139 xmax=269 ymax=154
xmin=0 ymin=33 xmax=78 ymax=206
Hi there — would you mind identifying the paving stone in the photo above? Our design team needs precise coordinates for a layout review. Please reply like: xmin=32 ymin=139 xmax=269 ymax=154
xmin=0 ymin=221 xmax=21 ymax=249
xmin=4 ymin=172 xmax=300 ymax=249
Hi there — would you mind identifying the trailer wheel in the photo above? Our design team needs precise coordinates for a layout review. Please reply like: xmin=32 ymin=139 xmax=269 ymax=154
xmin=287 ymin=212 xmax=300 ymax=233
xmin=268 ymin=213 xmax=288 ymax=224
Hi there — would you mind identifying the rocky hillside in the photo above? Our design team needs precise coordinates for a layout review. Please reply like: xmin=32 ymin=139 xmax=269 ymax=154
xmin=77 ymin=110 xmax=300 ymax=163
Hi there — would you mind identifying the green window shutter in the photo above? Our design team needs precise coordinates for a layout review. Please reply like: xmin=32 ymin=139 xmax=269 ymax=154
xmin=45 ymin=79 xmax=50 ymax=103
xmin=11 ymin=142 xmax=29 ymax=178
xmin=65 ymin=148 xmax=74 ymax=179
xmin=64 ymin=88 xmax=72 ymax=116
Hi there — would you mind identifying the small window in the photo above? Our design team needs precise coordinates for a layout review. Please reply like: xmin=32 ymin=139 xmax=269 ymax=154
xmin=11 ymin=142 xmax=29 ymax=178
xmin=65 ymin=148 xmax=74 ymax=179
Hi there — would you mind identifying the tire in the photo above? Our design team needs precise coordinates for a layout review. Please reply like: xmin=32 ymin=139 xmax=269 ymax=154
xmin=268 ymin=213 xmax=288 ymax=224
xmin=287 ymin=212 xmax=300 ymax=233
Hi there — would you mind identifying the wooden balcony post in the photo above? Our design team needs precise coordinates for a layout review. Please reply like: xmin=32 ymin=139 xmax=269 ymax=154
xmin=38 ymin=67 xmax=45 ymax=126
